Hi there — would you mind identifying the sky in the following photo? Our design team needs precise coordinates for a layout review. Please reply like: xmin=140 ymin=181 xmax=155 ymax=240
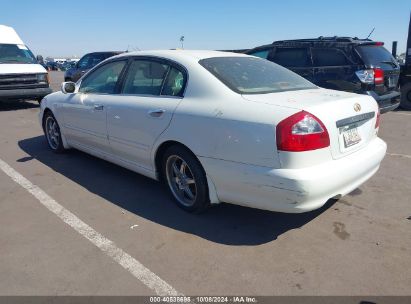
xmin=0 ymin=0 xmax=410 ymax=58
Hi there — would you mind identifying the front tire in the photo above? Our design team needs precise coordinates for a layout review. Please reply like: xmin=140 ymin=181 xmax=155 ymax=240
xmin=162 ymin=145 xmax=210 ymax=213
xmin=43 ymin=111 xmax=66 ymax=153
xmin=400 ymin=83 xmax=411 ymax=110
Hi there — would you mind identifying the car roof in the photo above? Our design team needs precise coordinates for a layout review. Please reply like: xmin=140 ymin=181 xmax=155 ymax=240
xmin=0 ymin=24 xmax=24 ymax=45
xmin=273 ymin=36 xmax=371 ymax=44
xmin=86 ymin=51 xmax=123 ymax=55
xmin=245 ymin=37 xmax=384 ymax=54
xmin=115 ymin=49 xmax=249 ymax=62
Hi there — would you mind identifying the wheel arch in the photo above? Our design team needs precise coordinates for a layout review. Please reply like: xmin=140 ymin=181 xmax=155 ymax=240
xmin=153 ymin=140 xmax=220 ymax=205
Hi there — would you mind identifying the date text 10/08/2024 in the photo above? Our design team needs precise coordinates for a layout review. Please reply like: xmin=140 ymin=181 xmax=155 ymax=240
xmin=149 ymin=296 xmax=258 ymax=303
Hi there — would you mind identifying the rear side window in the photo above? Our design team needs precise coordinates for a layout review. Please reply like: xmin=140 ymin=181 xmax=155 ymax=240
xmin=312 ymin=48 xmax=350 ymax=66
xmin=161 ymin=67 xmax=186 ymax=97
xmin=271 ymin=48 xmax=311 ymax=67
xmin=248 ymin=49 xmax=271 ymax=59
xmin=122 ymin=60 xmax=169 ymax=95
xmin=356 ymin=45 xmax=396 ymax=66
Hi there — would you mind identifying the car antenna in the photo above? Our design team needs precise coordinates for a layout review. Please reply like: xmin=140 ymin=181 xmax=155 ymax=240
xmin=366 ymin=27 xmax=375 ymax=40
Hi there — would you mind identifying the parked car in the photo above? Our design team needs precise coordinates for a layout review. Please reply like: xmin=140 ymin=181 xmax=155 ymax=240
xmin=64 ymin=51 xmax=123 ymax=82
xmin=245 ymin=37 xmax=401 ymax=113
xmin=40 ymin=50 xmax=386 ymax=213
xmin=46 ymin=61 xmax=59 ymax=71
xmin=0 ymin=25 xmax=52 ymax=104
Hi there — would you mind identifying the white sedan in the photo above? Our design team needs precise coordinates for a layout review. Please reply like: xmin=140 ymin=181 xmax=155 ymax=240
xmin=39 ymin=50 xmax=386 ymax=213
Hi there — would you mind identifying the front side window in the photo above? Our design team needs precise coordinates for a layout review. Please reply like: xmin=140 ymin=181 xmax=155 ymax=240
xmin=312 ymin=48 xmax=350 ymax=66
xmin=271 ymin=48 xmax=311 ymax=67
xmin=0 ymin=44 xmax=36 ymax=64
xmin=200 ymin=56 xmax=317 ymax=94
xmin=79 ymin=60 xmax=126 ymax=94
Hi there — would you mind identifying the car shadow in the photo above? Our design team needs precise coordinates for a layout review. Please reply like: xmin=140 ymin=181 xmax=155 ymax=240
xmin=18 ymin=135 xmax=336 ymax=246
xmin=0 ymin=100 xmax=39 ymax=111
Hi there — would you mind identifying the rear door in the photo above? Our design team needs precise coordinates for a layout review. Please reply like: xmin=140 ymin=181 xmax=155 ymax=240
xmin=269 ymin=47 xmax=314 ymax=82
xmin=106 ymin=57 xmax=187 ymax=171
xmin=311 ymin=47 xmax=360 ymax=92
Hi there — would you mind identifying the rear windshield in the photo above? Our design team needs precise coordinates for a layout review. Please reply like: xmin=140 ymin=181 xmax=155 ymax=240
xmin=356 ymin=45 xmax=396 ymax=66
xmin=0 ymin=43 xmax=36 ymax=64
xmin=199 ymin=57 xmax=317 ymax=94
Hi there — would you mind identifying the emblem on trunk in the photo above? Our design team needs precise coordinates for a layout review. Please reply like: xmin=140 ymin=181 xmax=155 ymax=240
xmin=354 ymin=103 xmax=361 ymax=112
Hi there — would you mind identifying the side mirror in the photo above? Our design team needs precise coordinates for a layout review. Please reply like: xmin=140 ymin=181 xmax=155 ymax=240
xmin=61 ymin=82 xmax=76 ymax=94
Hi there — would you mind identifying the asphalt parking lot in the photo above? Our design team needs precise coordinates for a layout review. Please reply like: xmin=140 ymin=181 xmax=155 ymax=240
xmin=0 ymin=71 xmax=410 ymax=296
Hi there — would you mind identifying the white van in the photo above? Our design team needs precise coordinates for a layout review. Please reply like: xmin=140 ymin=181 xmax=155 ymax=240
xmin=0 ymin=25 xmax=52 ymax=103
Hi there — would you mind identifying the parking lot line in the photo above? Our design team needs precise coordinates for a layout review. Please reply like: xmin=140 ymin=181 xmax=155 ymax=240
xmin=387 ymin=153 xmax=411 ymax=159
xmin=0 ymin=157 xmax=180 ymax=296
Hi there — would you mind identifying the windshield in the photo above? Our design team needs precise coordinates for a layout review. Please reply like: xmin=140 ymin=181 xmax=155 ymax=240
xmin=78 ymin=53 xmax=115 ymax=69
xmin=199 ymin=56 xmax=317 ymax=94
xmin=0 ymin=43 xmax=37 ymax=64
xmin=356 ymin=45 xmax=396 ymax=66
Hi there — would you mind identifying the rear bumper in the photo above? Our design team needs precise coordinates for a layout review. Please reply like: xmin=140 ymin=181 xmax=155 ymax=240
xmin=199 ymin=137 xmax=387 ymax=213
xmin=0 ymin=87 xmax=52 ymax=101
xmin=366 ymin=90 xmax=400 ymax=114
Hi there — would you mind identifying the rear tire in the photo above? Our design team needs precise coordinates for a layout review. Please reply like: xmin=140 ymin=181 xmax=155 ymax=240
xmin=400 ymin=83 xmax=411 ymax=110
xmin=162 ymin=145 xmax=210 ymax=213
xmin=43 ymin=111 xmax=66 ymax=153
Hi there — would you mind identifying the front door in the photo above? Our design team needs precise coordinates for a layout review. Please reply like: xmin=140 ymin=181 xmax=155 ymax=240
xmin=61 ymin=59 xmax=127 ymax=155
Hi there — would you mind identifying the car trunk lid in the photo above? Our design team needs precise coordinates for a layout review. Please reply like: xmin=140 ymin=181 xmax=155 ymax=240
xmin=242 ymin=88 xmax=379 ymax=159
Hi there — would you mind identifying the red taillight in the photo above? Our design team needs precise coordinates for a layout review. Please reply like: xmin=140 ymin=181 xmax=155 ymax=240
xmin=276 ymin=111 xmax=330 ymax=152
xmin=373 ymin=68 xmax=384 ymax=85
xmin=374 ymin=42 xmax=384 ymax=46
xmin=375 ymin=109 xmax=381 ymax=129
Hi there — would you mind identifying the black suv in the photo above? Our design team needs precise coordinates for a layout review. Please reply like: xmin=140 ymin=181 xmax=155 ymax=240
xmin=245 ymin=37 xmax=401 ymax=113
xmin=64 ymin=51 xmax=123 ymax=82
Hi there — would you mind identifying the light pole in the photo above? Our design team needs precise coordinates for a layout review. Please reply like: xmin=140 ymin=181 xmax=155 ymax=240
xmin=180 ymin=36 xmax=185 ymax=49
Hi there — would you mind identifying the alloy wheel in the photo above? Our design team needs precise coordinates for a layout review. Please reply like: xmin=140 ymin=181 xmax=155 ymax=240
xmin=45 ymin=116 xmax=60 ymax=150
xmin=165 ymin=155 xmax=197 ymax=207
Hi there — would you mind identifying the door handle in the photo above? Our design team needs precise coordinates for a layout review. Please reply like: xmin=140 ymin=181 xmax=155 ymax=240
xmin=93 ymin=104 xmax=104 ymax=111
xmin=148 ymin=109 xmax=165 ymax=117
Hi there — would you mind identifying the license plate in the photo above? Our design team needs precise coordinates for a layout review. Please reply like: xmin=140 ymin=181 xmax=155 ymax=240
xmin=342 ymin=127 xmax=361 ymax=148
